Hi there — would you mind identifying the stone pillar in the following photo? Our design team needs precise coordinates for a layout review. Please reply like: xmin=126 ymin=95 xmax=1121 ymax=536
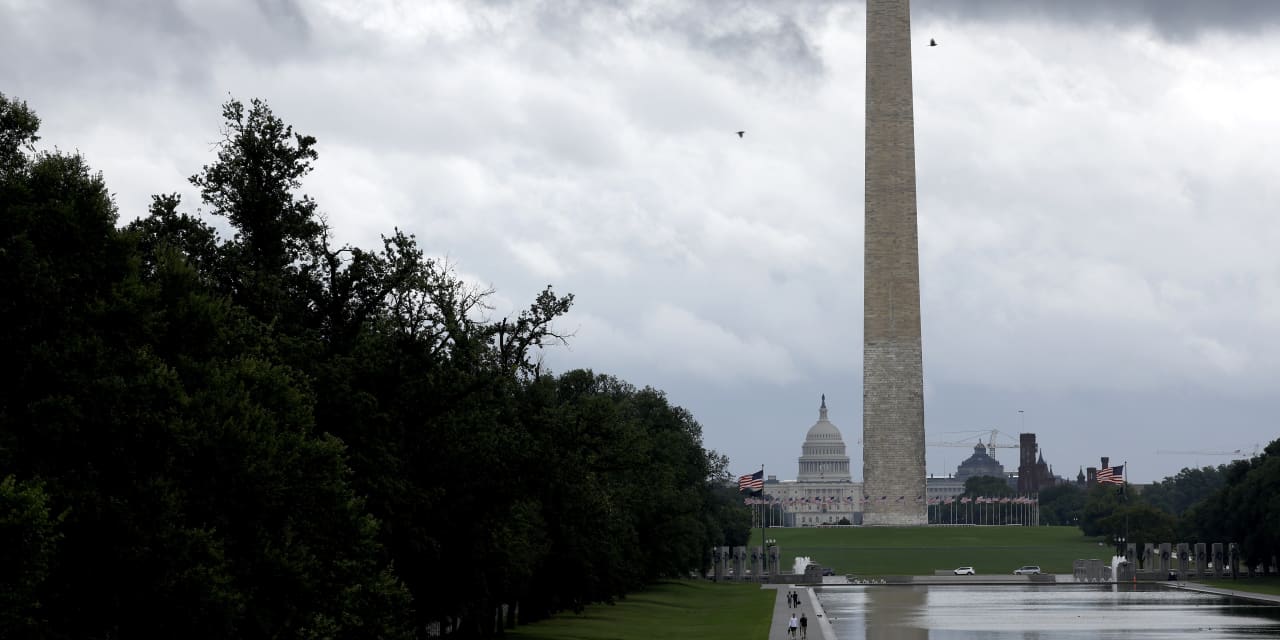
xmin=1125 ymin=543 xmax=1136 ymax=566
xmin=769 ymin=545 xmax=781 ymax=576
xmin=1086 ymin=558 xmax=1103 ymax=582
xmin=733 ymin=546 xmax=746 ymax=581
xmin=1212 ymin=543 xmax=1224 ymax=578
xmin=1143 ymin=543 xmax=1156 ymax=571
xmin=1177 ymin=543 xmax=1189 ymax=577
xmin=1160 ymin=543 xmax=1172 ymax=574
xmin=861 ymin=0 xmax=927 ymax=528
xmin=1195 ymin=543 xmax=1207 ymax=577
xmin=713 ymin=547 xmax=726 ymax=580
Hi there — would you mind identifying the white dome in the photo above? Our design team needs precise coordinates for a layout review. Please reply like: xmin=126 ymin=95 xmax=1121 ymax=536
xmin=797 ymin=396 xmax=852 ymax=482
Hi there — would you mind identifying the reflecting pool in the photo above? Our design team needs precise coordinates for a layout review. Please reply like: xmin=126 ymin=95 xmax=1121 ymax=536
xmin=818 ymin=584 xmax=1280 ymax=639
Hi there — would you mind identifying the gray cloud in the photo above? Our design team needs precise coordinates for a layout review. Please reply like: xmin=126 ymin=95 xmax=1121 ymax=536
xmin=917 ymin=0 xmax=1280 ymax=40
xmin=0 ymin=0 xmax=311 ymax=97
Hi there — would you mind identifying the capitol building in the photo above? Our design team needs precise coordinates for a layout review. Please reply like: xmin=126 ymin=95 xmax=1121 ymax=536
xmin=762 ymin=396 xmax=863 ymax=526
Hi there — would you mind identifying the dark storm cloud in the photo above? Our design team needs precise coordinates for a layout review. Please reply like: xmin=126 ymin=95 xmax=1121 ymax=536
xmin=917 ymin=0 xmax=1280 ymax=40
xmin=477 ymin=0 xmax=829 ymax=79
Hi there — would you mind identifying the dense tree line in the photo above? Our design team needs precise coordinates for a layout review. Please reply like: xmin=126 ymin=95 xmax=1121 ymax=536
xmin=0 ymin=94 xmax=748 ymax=638
xmin=1040 ymin=451 xmax=1280 ymax=573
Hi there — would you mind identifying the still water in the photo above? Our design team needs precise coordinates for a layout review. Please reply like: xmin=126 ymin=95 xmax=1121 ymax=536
xmin=818 ymin=584 xmax=1280 ymax=639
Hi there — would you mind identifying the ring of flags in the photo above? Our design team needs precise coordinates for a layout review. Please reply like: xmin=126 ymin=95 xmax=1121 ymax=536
xmin=742 ymin=493 xmax=1040 ymax=506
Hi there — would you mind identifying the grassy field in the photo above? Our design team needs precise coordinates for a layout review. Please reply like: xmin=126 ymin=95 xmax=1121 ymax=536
xmin=750 ymin=526 xmax=1105 ymax=577
xmin=1203 ymin=577 xmax=1280 ymax=596
xmin=505 ymin=580 xmax=773 ymax=640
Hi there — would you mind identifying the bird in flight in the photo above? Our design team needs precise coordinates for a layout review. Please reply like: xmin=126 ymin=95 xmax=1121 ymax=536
xmin=929 ymin=38 xmax=937 ymax=46
xmin=736 ymin=131 xmax=745 ymax=138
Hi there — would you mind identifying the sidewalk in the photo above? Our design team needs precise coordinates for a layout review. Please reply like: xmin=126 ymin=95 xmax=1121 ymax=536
xmin=1164 ymin=581 xmax=1280 ymax=605
xmin=764 ymin=585 xmax=835 ymax=640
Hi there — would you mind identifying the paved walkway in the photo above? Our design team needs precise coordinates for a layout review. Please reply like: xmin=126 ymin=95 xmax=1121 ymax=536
xmin=1163 ymin=581 xmax=1280 ymax=605
xmin=764 ymin=585 xmax=835 ymax=640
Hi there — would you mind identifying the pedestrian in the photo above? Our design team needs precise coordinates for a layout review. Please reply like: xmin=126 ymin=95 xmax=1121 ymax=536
xmin=788 ymin=613 xmax=799 ymax=638
xmin=800 ymin=613 xmax=808 ymax=639
xmin=788 ymin=590 xmax=795 ymax=608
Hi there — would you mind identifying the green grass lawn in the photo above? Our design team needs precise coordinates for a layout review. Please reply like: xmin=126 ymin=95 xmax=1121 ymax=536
xmin=751 ymin=526 xmax=1106 ymax=577
xmin=1202 ymin=577 xmax=1280 ymax=596
xmin=505 ymin=580 xmax=773 ymax=640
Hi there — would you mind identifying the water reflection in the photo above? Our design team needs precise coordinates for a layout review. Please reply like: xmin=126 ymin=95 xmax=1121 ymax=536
xmin=865 ymin=586 xmax=927 ymax=640
xmin=819 ymin=584 xmax=1280 ymax=639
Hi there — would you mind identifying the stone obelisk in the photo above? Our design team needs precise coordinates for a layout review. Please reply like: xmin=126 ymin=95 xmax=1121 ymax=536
xmin=862 ymin=0 xmax=926 ymax=526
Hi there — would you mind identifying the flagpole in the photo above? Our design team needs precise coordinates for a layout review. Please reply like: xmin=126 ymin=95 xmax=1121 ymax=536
xmin=759 ymin=464 xmax=766 ymax=581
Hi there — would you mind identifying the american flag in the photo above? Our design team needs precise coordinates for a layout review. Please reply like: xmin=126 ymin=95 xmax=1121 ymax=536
xmin=738 ymin=469 xmax=764 ymax=493
xmin=1097 ymin=464 xmax=1126 ymax=484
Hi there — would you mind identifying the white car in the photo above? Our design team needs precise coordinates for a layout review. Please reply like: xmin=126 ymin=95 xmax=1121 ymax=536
xmin=954 ymin=566 xmax=975 ymax=575
xmin=1013 ymin=565 xmax=1042 ymax=575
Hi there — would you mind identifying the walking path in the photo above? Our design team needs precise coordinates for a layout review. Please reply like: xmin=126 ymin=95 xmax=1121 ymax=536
xmin=763 ymin=585 xmax=835 ymax=640
xmin=1164 ymin=582 xmax=1280 ymax=605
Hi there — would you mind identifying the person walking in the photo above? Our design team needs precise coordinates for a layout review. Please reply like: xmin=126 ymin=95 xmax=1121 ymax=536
xmin=800 ymin=613 xmax=808 ymax=639
xmin=788 ymin=613 xmax=799 ymax=638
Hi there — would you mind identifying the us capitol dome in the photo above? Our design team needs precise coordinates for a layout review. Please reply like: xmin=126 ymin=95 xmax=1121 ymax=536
xmin=798 ymin=395 xmax=852 ymax=482
xmin=762 ymin=396 xmax=862 ymax=526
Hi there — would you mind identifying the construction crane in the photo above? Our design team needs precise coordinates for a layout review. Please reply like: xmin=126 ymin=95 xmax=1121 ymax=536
xmin=928 ymin=429 xmax=1020 ymax=455
xmin=1156 ymin=445 xmax=1260 ymax=459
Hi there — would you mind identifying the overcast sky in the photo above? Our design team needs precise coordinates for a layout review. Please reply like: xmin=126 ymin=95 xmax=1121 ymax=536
xmin=5 ymin=0 xmax=1280 ymax=484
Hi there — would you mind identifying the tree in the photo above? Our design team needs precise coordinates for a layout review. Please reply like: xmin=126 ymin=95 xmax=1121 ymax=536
xmin=0 ymin=476 xmax=62 ymax=633
xmin=1 ymin=93 xmax=744 ymax=637
xmin=1 ymin=94 xmax=413 ymax=638
xmin=1078 ymin=484 xmax=1126 ymax=537
xmin=1142 ymin=465 xmax=1227 ymax=517
xmin=1098 ymin=504 xmax=1176 ymax=547
xmin=1182 ymin=442 xmax=1280 ymax=573
xmin=962 ymin=475 xmax=1012 ymax=498
xmin=1038 ymin=484 xmax=1085 ymax=527
xmin=190 ymin=98 xmax=324 ymax=327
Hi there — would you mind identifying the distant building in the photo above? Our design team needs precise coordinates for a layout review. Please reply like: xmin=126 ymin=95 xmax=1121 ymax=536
xmin=763 ymin=397 xmax=862 ymax=526
xmin=927 ymin=440 xmax=1013 ymax=501
xmin=1017 ymin=433 xmax=1061 ymax=494
xmin=955 ymin=441 xmax=1006 ymax=482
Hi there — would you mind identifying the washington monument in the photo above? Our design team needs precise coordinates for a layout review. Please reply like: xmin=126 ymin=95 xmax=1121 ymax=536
xmin=862 ymin=0 xmax=927 ymax=525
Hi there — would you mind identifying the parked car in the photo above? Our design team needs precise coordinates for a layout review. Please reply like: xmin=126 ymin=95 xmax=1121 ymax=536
xmin=954 ymin=566 xmax=975 ymax=576
xmin=1013 ymin=565 xmax=1042 ymax=575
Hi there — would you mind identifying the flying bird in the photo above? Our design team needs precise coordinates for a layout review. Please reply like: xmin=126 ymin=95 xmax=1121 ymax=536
xmin=929 ymin=38 xmax=937 ymax=46
xmin=736 ymin=131 xmax=745 ymax=138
